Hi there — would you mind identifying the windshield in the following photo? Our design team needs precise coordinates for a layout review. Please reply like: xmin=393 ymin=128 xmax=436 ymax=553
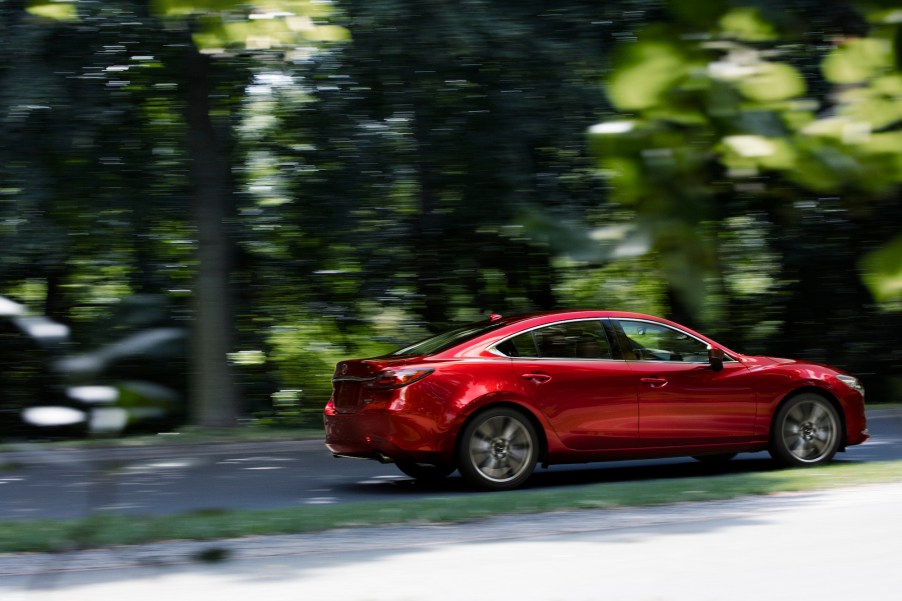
xmin=391 ymin=320 xmax=506 ymax=357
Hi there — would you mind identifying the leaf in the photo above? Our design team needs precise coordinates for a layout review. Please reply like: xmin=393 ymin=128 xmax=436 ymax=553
xmin=861 ymin=235 xmax=902 ymax=303
xmin=26 ymin=0 xmax=77 ymax=21
xmin=151 ymin=0 xmax=243 ymax=17
xmin=607 ymin=37 xmax=691 ymax=111
xmin=301 ymin=25 xmax=351 ymax=43
xmin=823 ymin=38 xmax=893 ymax=84
xmin=739 ymin=62 xmax=805 ymax=101
xmin=719 ymin=7 xmax=777 ymax=42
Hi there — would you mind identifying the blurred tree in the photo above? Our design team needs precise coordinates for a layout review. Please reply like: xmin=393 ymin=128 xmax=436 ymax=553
xmin=1 ymin=0 xmax=351 ymax=427
xmin=293 ymin=0 xmax=614 ymax=328
xmin=590 ymin=0 xmax=902 ymax=392
xmin=5 ymin=0 xmax=902 ymax=433
xmin=147 ymin=0 xmax=351 ymax=426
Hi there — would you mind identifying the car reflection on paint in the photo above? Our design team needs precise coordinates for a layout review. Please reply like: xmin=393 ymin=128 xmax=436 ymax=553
xmin=324 ymin=311 xmax=869 ymax=491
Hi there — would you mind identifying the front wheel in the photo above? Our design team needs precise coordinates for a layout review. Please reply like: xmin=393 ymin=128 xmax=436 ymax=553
xmin=770 ymin=393 xmax=841 ymax=467
xmin=457 ymin=407 xmax=538 ymax=491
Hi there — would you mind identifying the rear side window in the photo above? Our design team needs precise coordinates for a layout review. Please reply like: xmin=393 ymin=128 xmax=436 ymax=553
xmin=496 ymin=333 xmax=540 ymax=358
xmin=497 ymin=320 xmax=612 ymax=360
xmin=391 ymin=320 xmax=506 ymax=357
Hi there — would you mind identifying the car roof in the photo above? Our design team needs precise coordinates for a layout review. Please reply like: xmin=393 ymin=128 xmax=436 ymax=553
xmin=434 ymin=309 xmax=737 ymax=359
xmin=494 ymin=310 xmax=665 ymax=324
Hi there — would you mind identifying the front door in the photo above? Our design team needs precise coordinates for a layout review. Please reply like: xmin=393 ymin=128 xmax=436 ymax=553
xmin=613 ymin=319 xmax=757 ymax=447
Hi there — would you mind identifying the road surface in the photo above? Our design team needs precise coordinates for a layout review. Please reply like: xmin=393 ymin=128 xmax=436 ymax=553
xmin=0 ymin=407 xmax=900 ymax=520
xmin=2 ymin=481 xmax=900 ymax=600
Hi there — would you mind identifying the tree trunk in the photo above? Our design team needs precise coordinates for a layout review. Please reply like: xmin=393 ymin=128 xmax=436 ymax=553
xmin=184 ymin=45 xmax=238 ymax=427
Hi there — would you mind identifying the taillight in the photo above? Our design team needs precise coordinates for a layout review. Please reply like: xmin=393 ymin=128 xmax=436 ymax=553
xmin=364 ymin=368 xmax=434 ymax=389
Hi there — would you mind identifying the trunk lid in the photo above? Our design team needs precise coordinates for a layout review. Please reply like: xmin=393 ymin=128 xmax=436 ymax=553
xmin=331 ymin=356 xmax=423 ymax=414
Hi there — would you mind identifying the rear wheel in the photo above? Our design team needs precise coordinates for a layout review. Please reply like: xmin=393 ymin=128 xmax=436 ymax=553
xmin=457 ymin=407 xmax=538 ymax=491
xmin=770 ymin=393 xmax=841 ymax=467
xmin=395 ymin=461 xmax=455 ymax=482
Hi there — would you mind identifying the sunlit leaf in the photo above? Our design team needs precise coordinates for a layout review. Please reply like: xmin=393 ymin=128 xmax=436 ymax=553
xmin=719 ymin=136 xmax=796 ymax=173
xmin=739 ymin=62 xmax=805 ymax=101
xmin=861 ymin=235 xmax=902 ymax=303
xmin=26 ymin=0 xmax=77 ymax=21
xmin=719 ymin=7 xmax=777 ymax=42
xmin=607 ymin=36 xmax=691 ymax=111
xmin=836 ymin=75 xmax=902 ymax=130
xmin=151 ymin=0 xmax=240 ymax=16
xmin=152 ymin=0 xmax=334 ymax=19
xmin=192 ymin=18 xmax=305 ymax=51
xmin=301 ymin=25 xmax=351 ymax=43
xmin=823 ymin=38 xmax=893 ymax=84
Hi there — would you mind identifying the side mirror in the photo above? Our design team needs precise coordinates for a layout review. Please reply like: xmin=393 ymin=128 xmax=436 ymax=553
xmin=708 ymin=347 xmax=724 ymax=372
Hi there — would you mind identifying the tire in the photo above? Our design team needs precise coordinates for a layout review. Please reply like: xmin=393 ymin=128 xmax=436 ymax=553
xmin=457 ymin=407 xmax=538 ymax=491
xmin=395 ymin=462 xmax=455 ymax=482
xmin=769 ymin=393 xmax=841 ymax=467
xmin=692 ymin=453 xmax=737 ymax=464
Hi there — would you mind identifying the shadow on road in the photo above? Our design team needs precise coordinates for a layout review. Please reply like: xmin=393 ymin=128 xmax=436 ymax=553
xmin=330 ymin=453 xmax=869 ymax=496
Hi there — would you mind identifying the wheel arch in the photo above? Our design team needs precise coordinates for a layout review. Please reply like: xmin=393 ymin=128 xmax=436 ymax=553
xmin=452 ymin=401 xmax=549 ymax=466
xmin=771 ymin=386 xmax=848 ymax=449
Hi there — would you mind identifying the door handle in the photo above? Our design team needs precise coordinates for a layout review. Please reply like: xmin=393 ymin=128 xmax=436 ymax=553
xmin=640 ymin=377 xmax=668 ymax=388
xmin=521 ymin=373 xmax=552 ymax=384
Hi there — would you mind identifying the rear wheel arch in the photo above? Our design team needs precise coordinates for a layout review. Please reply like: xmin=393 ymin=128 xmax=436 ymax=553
xmin=454 ymin=401 xmax=549 ymax=467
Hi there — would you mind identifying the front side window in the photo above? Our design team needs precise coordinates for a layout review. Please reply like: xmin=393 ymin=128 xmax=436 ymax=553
xmin=617 ymin=320 xmax=708 ymax=362
xmin=496 ymin=320 xmax=612 ymax=360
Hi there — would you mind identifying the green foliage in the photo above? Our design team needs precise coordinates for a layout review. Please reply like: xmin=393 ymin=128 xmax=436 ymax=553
xmin=607 ymin=32 xmax=696 ymax=111
xmin=4 ymin=0 xmax=902 ymax=433
xmin=585 ymin=0 xmax=902 ymax=388
xmin=25 ymin=0 xmax=77 ymax=21
xmin=861 ymin=234 xmax=902 ymax=306
xmin=823 ymin=37 xmax=894 ymax=83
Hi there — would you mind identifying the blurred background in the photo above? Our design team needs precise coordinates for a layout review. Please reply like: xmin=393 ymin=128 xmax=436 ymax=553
xmin=1 ymin=0 xmax=901 ymax=438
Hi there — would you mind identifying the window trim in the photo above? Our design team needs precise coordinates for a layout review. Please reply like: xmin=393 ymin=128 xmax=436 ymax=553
xmin=488 ymin=318 xmax=619 ymax=361
xmin=612 ymin=318 xmax=737 ymax=364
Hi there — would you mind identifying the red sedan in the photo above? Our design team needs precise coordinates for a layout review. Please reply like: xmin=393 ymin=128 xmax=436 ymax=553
xmin=324 ymin=311 xmax=869 ymax=490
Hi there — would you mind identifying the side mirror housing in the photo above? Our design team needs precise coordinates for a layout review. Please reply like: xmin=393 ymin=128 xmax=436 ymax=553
xmin=708 ymin=347 xmax=724 ymax=372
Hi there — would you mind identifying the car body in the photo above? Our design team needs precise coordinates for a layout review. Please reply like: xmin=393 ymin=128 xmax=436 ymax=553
xmin=324 ymin=310 xmax=869 ymax=490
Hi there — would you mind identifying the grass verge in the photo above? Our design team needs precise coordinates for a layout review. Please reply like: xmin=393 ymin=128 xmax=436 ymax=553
xmin=2 ymin=459 xmax=901 ymax=555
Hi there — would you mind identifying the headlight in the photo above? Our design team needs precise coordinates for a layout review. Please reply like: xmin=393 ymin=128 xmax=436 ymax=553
xmin=837 ymin=374 xmax=864 ymax=396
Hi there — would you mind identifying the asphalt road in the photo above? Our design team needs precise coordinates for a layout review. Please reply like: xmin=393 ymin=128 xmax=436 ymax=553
xmin=3 ymin=482 xmax=901 ymax=600
xmin=1 ymin=408 xmax=900 ymax=521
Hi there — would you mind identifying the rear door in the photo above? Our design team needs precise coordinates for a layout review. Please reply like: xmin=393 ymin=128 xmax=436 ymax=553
xmin=494 ymin=319 xmax=638 ymax=451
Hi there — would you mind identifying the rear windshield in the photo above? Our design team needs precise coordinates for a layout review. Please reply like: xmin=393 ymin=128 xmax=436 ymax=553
xmin=391 ymin=320 xmax=506 ymax=357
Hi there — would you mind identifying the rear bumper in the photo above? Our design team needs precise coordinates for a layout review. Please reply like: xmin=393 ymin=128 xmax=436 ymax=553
xmin=324 ymin=407 xmax=449 ymax=465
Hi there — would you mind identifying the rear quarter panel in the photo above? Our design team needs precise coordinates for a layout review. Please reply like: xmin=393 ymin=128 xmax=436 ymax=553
xmin=409 ymin=358 xmax=566 ymax=463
